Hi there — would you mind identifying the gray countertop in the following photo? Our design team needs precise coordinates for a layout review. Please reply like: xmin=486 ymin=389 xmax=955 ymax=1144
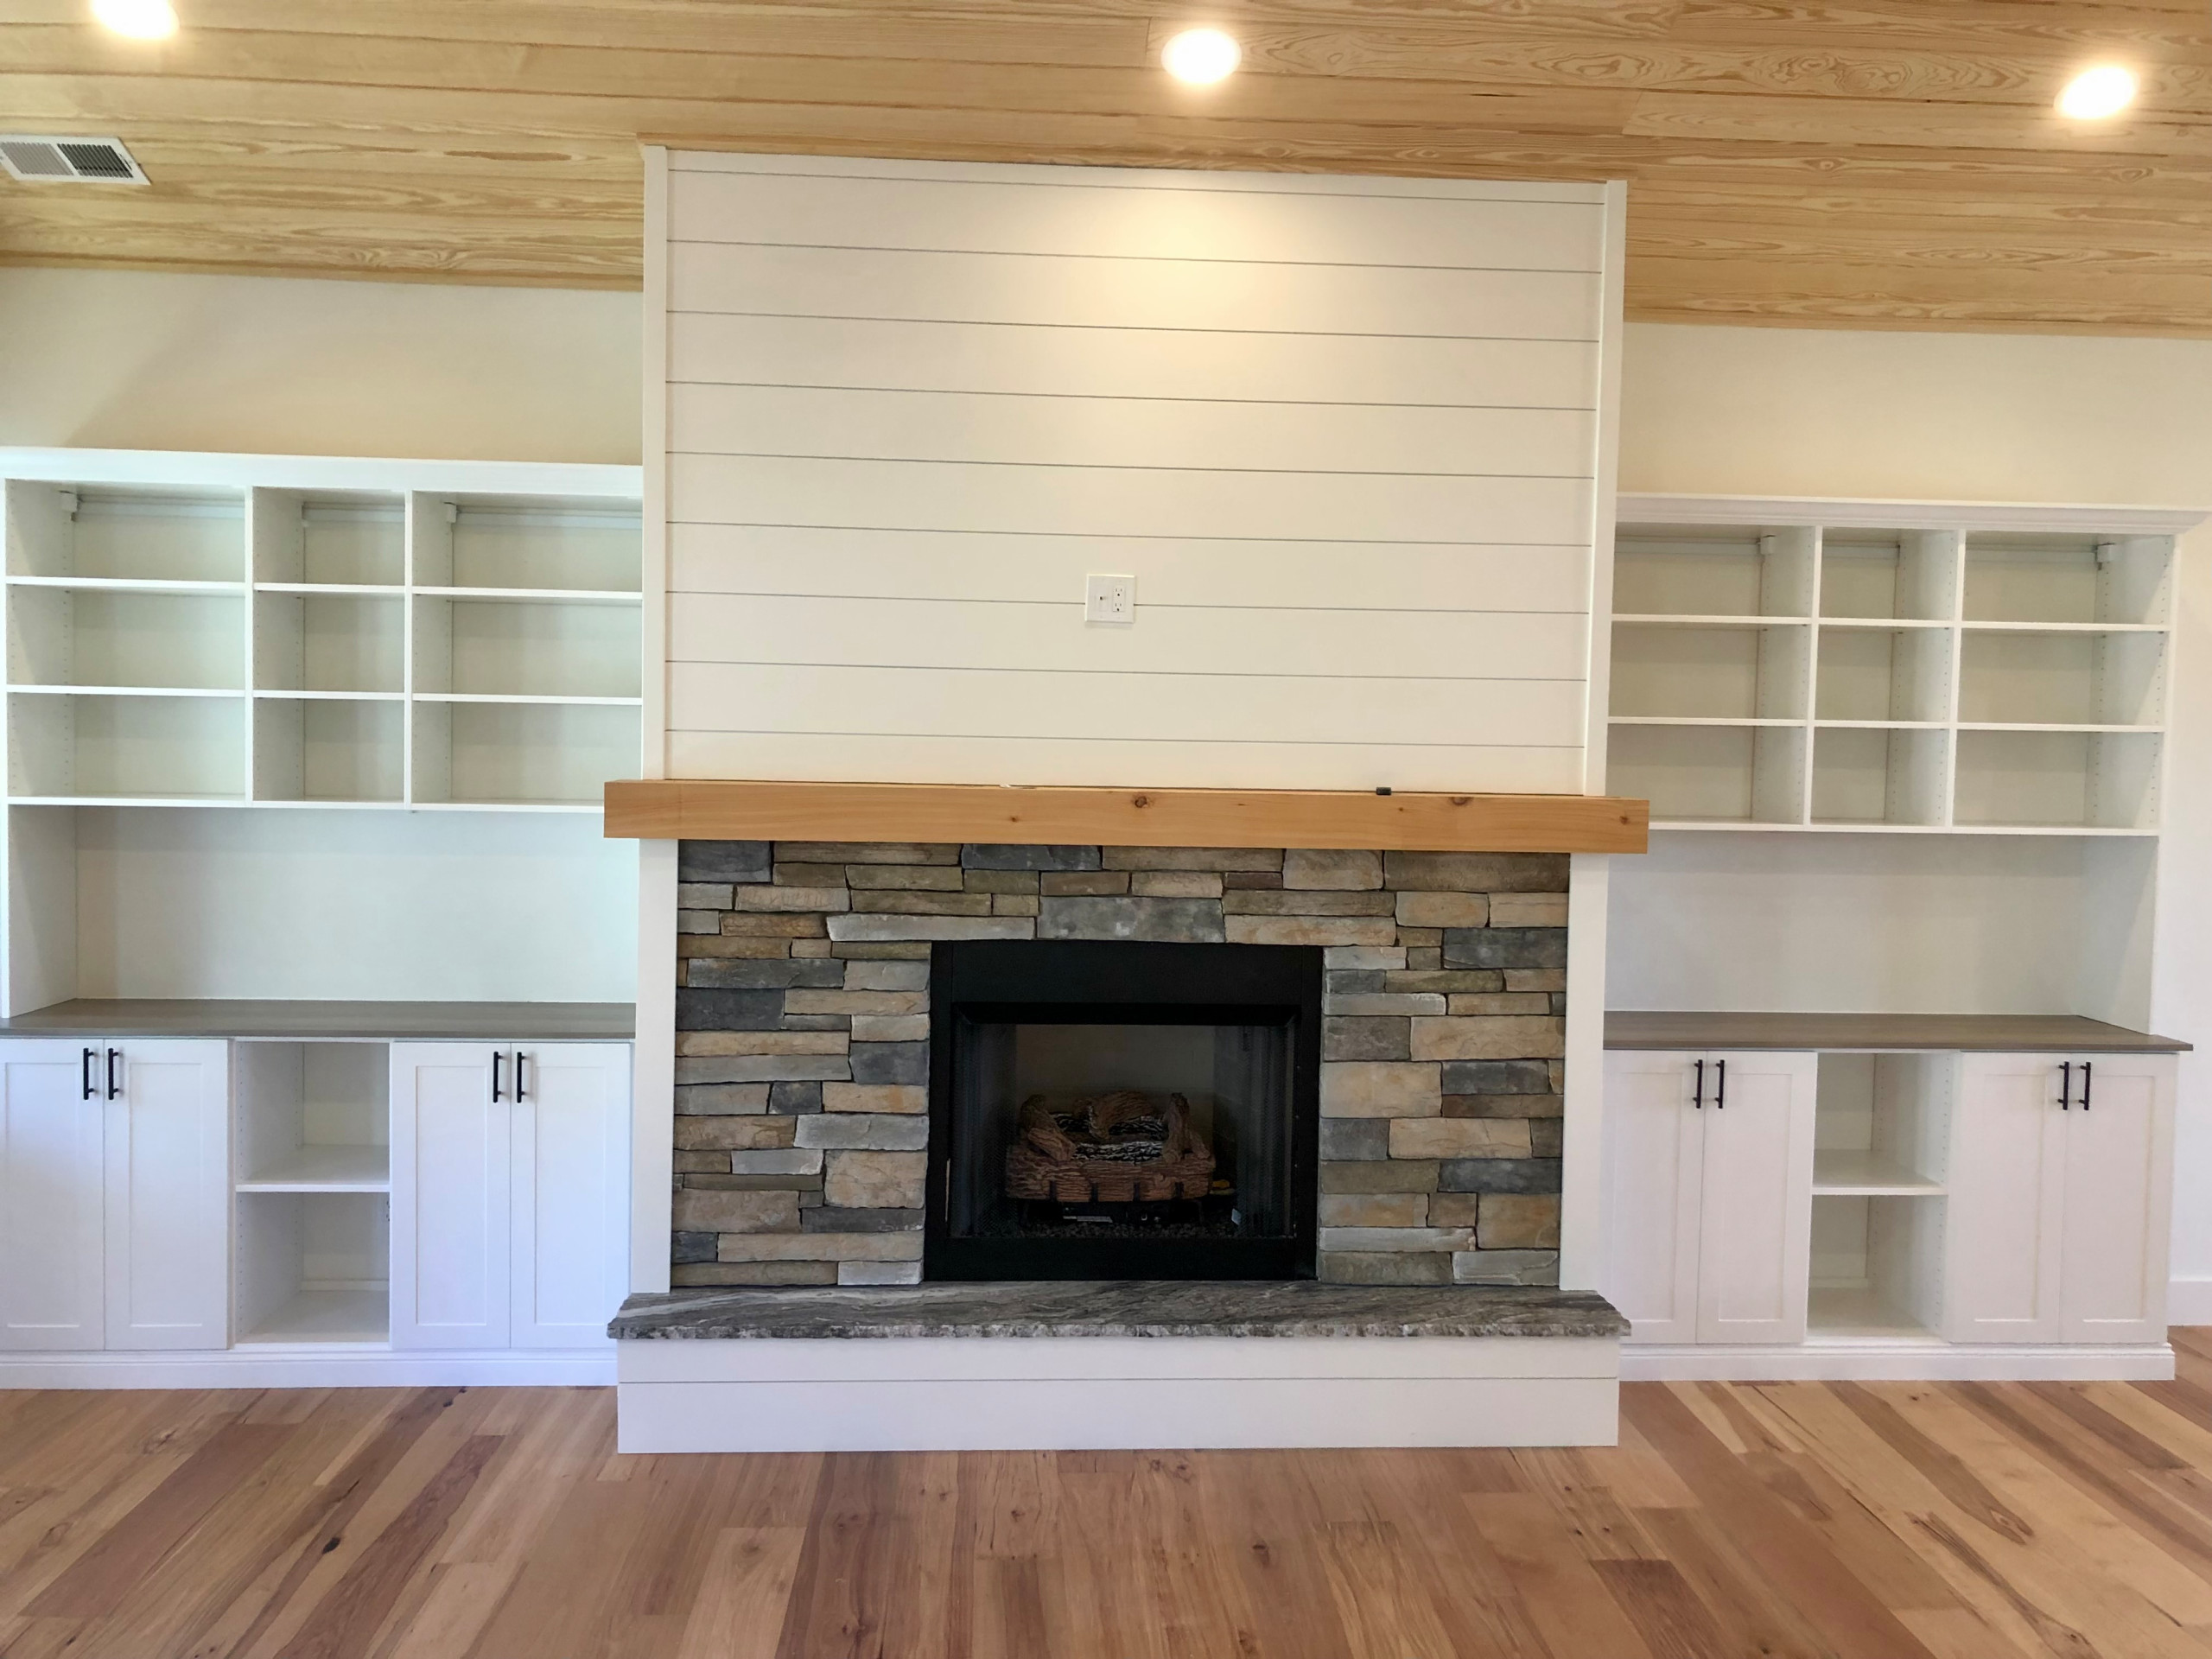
xmin=0 ymin=999 xmax=636 ymax=1041
xmin=609 ymin=1281 xmax=1627 ymax=1341
xmin=1605 ymin=1010 xmax=2189 ymax=1053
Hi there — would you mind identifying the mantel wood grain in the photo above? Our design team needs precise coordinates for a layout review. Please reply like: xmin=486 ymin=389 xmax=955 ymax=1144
xmin=604 ymin=779 xmax=1648 ymax=853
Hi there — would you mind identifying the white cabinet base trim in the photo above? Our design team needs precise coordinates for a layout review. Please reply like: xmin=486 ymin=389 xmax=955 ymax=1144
xmin=617 ymin=1337 xmax=1621 ymax=1452
xmin=0 ymin=1348 xmax=614 ymax=1389
xmin=1620 ymin=1340 xmax=2173 ymax=1382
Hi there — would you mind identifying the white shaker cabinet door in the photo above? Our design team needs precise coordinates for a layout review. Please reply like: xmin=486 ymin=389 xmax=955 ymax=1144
xmin=2057 ymin=1055 xmax=2174 ymax=1344
xmin=103 ymin=1040 xmax=230 ymax=1351
xmin=509 ymin=1043 xmax=630 ymax=1349
xmin=1601 ymin=1050 xmax=1705 ymax=1344
xmin=0 ymin=1041 xmax=105 ymax=1351
xmin=1945 ymin=1053 xmax=2068 ymax=1344
xmin=1694 ymin=1051 xmax=1816 ymax=1345
xmin=391 ymin=1043 xmax=511 ymax=1350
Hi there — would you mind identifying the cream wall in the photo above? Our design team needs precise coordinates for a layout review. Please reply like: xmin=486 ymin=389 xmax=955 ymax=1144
xmin=1617 ymin=322 xmax=2212 ymax=1313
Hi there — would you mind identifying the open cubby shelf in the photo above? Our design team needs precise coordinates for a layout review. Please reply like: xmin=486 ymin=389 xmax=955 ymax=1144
xmin=1611 ymin=512 xmax=2176 ymax=833
xmin=3 ymin=474 xmax=644 ymax=810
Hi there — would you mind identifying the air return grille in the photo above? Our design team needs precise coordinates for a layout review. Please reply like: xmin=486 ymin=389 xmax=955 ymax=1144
xmin=0 ymin=137 xmax=149 ymax=185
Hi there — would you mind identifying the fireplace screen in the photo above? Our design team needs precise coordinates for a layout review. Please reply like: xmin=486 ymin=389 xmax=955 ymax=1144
xmin=926 ymin=940 xmax=1320 ymax=1281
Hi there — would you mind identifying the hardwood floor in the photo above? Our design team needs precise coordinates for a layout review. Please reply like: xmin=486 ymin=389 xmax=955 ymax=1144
xmin=12 ymin=1336 xmax=2212 ymax=1656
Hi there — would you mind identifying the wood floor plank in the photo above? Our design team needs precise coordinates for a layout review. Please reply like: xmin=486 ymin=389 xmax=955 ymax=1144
xmin=674 ymin=1529 xmax=804 ymax=1659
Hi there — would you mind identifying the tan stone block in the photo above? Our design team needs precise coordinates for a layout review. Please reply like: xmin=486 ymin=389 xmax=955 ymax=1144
xmin=992 ymin=893 xmax=1041 ymax=917
xmin=1040 ymin=872 xmax=1128 ymax=895
xmin=1503 ymin=969 xmax=1567 ymax=992
xmin=849 ymin=890 xmax=993 ymax=916
xmin=1443 ymin=994 xmax=1554 ymax=1017
xmin=1478 ymin=1194 xmax=1561 ymax=1249
xmin=674 ymin=1116 xmax=798 ymax=1152
xmin=1282 ymin=849 xmax=1383 ymax=890
xmin=734 ymin=884 xmax=850 ymax=913
xmin=963 ymin=868 xmax=1039 ymax=894
xmin=778 ymin=842 xmax=958 ymax=864
xmin=1387 ymin=1118 xmax=1534 ymax=1160
xmin=719 ymin=913 xmax=828 ymax=938
xmin=850 ymin=1014 xmax=930 ymax=1043
xmin=1131 ymin=870 xmax=1224 ymax=898
xmin=672 ymin=1261 xmax=838 ymax=1287
xmin=1394 ymin=891 xmax=1490 ymax=929
xmin=678 ymin=935 xmax=793 ymax=959
xmin=1222 ymin=890 xmax=1395 ymax=916
xmin=1319 ymin=1192 xmax=1428 ymax=1228
xmin=1102 ymin=846 xmax=1281 ymax=871
xmin=1320 ymin=1160 xmax=1440 ymax=1194
xmin=673 ymin=1151 xmax=728 ymax=1173
xmin=676 ymin=1031 xmax=850 ymax=1058
xmin=792 ymin=940 xmax=836 ymax=957
xmin=786 ymin=989 xmax=929 ymax=1015
xmin=1319 ymin=1062 xmax=1441 ymax=1118
xmin=1225 ymin=917 xmax=1397 ymax=947
xmin=1320 ymin=1252 xmax=1452 ymax=1286
xmin=1383 ymin=852 xmax=1567 ymax=893
xmin=823 ymin=1084 xmax=927 ymax=1115
xmin=672 ymin=1187 xmax=801 ymax=1233
xmin=1489 ymin=893 xmax=1570 ymax=927
xmin=715 ymin=1230 xmax=925 ymax=1262
xmin=1317 ymin=1227 xmax=1470 ymax=1254
xmin=824 ymin=1149 xmax=928 ymax=1209
xmin=1409 ymin=1016 xmax=1567 ymax=1061
xmin=771 ymin=863 xmax=848 ymax=887
xmin=1428 ymin=1192 xmax=1482 ymax=1228
xmin=844 ymin=865 xmax=966 ymax=891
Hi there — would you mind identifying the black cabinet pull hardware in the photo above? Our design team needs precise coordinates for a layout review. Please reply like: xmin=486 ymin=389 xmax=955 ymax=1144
xmin=105 ymin=1049 xmax=121 ymax=1101
xmin=1692 ymin=1058 xmax=1705 ymax=1109
xmin=80 ymin=1047 xmax=96 ymax=1102
xmin=2081 ymin=1060 xmax=2094 ymax=1112
xmin=515 ymin=1051 xmax=529 ymax=1102
xmin=1715 ymin=1058 xmax=1726 ymax=1109
xmin=2060 ymin=1060 xmax=2072 ymax=1110
xmin=492 ymin=1050 xmax=505 ymax=1103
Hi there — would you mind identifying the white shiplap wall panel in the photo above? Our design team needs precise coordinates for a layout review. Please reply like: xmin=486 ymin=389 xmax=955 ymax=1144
xmin=668 ymin=244 xmax=1603 ymax=340
xmin=668 ymin=526 xmax=1591 ymax=613
xmin=669 ymin=595 xmax=1587 ymax=682
xmin=670 ymin=315 xmax=1593 ymax=408
xmin=661 ymin=152 xmax=1620 ymax=791
xmin=669 ymin=385 xmax=1599 ymax=478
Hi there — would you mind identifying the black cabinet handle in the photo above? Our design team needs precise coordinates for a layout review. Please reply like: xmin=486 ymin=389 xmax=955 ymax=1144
xmin=2060 ymin=1060 xmax=2072 ymax=1110
xmin=492 ymin=1050 xmax=505 ymax=1103
xmin=105 ymin=1048 xmax=121 ymax=1101
xmin=81 ymin=1047 xmax=96 ymax=1102
xmin=2081 ymin=1060 xmax=2094 ymax=1112
xmin=1715 ymin=1058 xmax=1726 ymax=1109
xmin=515 ymin=1050 xmax=529 ymax=1102
xmin=1692 ymin=1058 xmax=1705 ymax=1109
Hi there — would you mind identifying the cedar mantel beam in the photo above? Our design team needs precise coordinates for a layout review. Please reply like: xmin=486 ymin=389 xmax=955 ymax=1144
xmin=603 ymin=780 xmax=1648 ymax=855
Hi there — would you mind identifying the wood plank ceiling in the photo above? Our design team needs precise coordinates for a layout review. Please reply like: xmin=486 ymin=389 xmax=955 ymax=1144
xmin=2 ymin=0 xmax=2209 ymax=334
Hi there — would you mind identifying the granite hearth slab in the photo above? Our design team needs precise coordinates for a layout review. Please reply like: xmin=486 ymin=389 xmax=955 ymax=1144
xmin=609 ymin=1281 xmax=1625 ymax=1342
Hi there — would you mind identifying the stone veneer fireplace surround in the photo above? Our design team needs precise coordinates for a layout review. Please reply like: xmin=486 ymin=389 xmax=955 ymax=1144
xmin=671 ymin=839 xmax=1569 ymax=1289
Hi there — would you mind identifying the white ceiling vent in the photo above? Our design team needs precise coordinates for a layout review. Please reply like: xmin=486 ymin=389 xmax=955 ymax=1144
xmin=0 ymin=136 xmax=149 ymax=185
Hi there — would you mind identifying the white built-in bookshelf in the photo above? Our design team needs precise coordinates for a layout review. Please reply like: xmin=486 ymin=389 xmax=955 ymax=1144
xmin=3 ymin=457 xmax=643 ymax=811
xmin=1608 ymin=497 xmax=2196 ymax=834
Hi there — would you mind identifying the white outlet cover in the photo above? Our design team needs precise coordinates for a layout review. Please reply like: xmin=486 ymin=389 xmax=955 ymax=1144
xmin=1084 ymin=573 xmax=1136 ymax=624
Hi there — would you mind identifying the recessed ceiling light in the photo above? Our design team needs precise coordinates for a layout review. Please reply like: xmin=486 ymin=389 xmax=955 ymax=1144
xmin=2057 ymin=64 xmax=2137 ymax=119
xmin=1162 ymin=28 xmax=1241 ymax=85
xmin=91 ymin=0 xmax=177 ymax=39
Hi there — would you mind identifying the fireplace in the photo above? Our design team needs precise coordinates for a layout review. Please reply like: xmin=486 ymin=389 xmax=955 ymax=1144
xmin=925 ymin=939 xmax=1322 ymax=1281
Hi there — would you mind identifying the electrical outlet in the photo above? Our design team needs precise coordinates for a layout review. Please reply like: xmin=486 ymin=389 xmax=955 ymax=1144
xmin=1084 ymin=573 xmax=1136 ymax=624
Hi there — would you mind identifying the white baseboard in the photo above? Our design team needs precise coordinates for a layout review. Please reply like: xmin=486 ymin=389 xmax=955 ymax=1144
xmin=616 ymin=1336 xmax=1622 ymax=1451
xmin=2170 ymin=1279 xmax=2212 ymax=1325
xmin=1620 ymin=1341 xmax=2174 ymax=1382
xmin=0 ymin=1349 xmax=618 ymax=1389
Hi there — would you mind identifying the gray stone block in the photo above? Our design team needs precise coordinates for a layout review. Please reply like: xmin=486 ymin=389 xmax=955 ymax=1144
xmin=1441 ymin=927 xmax=1569 ymax=969
xmin=677 ymin=882 xmax=734 ymax=910
xmin=1383 ymin=852 xmax=1568 ymax=893
xmin=683 ymin=1172 xmax=824 ymax=1192
xmin=682 ymin=958 xmax=845 ymax=991
xmin=1532 ymin=1120 xmax=1564 ymax=1157
xmin=844 ymin=865 xmax=965 ymax=891
xmin=1452 ymin=1249 xmax=1560 ymax=1287
xmin=795 ymin=1113 xmax=930 ymax=1150
xmin=675 ymin=1055 xmax=851 ymax=1084
xmin=1319 ymin=1251 xmax=1452 ymax=1286
xmin=843 ymin=960 xmax=931 ymax=992
xmin=1281 ymin=849 xmax=1382 ymax=890
xmin=850 ymin=1041 xmax=928 ymax=1085
xmin=674 ymin=988 xmax=785 ymax=1032
xmin=1326 ymin=970 xmax=1388 ymax=996
xmin=779 ymin=842 xmax=958 ymax=865
xmin=803 ymin=1207 xmax=925 ymax=1233
xmin=1317 ymin=1226 xmax=1470 ymax=1253
xmin=840 ymin=1261 xmax=924 ymax=1286
xmin=677 ymin=911 xmax=723 ymax=935
xmin=827 ymin=914 xmax=1035 ymax=942
xmin=680 ymin=841 xmax=773 ymax=883
xmin=672 ymin=1231 xmax=718 ymax=1264
xmin=1221 ymin=890 xmax=1395 ymax=916
xmin=1440 ymin=1060 xmax=1554 ymax=1096
xmin=1039 ymin=871 xmax=1128 ymax=895
xmin=1327 ymin=993 xmax=1447 ymax=1016
xmin=962 ymin=844 xmax=1101 ymax=872
xmin=768 ymin=1080 xmax=823 ymax=1116
xmin=1038 ymin=896 xmax=1225 ymax=944
xmin=728 ymin=1148 xmax=827 ymax=1176
xmin=1319 ymin=1118 xmax=1389 ymax=1161
xmin=1101 ymin=847 xmax=1281 ymax=871
xmin=1323 ymin=1018 xmax=1411 ymax=1062
xmin=1437 ymin=1158 xmax=1563 ymax=1194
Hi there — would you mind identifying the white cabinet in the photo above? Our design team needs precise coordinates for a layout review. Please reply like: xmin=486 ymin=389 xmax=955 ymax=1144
xmin=1947 ymin=1052 xmax=2174 ymax=1345
xmin=1604 ymin=1049 xmax=1817 ymax=1344
xmin=0 ymin=1038 xmax=228 ymax=1351
xmin=391 ymin=1041 xmax=628 ymax=1351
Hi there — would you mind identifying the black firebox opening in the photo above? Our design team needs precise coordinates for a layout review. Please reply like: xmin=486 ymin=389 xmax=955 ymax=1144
xmin=925 ymin=938 xmax=1322 ymax=1281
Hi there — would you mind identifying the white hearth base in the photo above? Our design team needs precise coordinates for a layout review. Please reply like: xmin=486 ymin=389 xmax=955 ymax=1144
xmin=615 ymin=1335 xmax=1620 ymax=1452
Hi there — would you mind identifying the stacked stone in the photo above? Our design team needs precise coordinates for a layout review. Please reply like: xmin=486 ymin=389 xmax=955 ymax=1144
xmin=671 ymin=840 xmax=1568 ymax=1289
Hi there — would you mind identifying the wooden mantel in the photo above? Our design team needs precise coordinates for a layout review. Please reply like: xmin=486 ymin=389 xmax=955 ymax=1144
xmin=603 ymin=781 xmax=1648 ymax=855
